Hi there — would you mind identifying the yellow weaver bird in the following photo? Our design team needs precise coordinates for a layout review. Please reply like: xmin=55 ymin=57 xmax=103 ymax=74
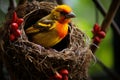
xmin=25 ymin=5 xmax=75 ymax=48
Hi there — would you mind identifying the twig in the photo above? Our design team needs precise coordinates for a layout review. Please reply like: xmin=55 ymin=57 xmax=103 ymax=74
xmin=8 ymin=0 xmax=16 ymax=11
xmin=56 ymin=0 xmax=63 ymax=4
xmin=91 ymin=0 xmax=120 ymax=80
xmin=101 ymin=0 xmax=120 ymax=32
xmin=18 ymin=0 xmax=27 ymax=5
xmin=91 ymin=0 xmax=120 ymax=53
xmin=93 ymin=0 xmax=120 ymax=37
xmin=97 ymin=58 xmax=120 ymax=80
xmin=36 ymin=0 xmax=57 ymax=3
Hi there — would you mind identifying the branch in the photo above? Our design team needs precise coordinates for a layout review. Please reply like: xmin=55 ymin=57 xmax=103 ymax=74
xmin=8 ymin=0 xmax=17 ymax=11
xmin=36 ymin=0 xmax=57 ymax=3
xmin=97 ymin=58 xmax=120 ymax=80
xmin=91 ymin=0 xmax=120 ymax=80
xmin=93 ymin=0 xmax=120 ymax=36
xmin=101 ymin=0 xmax=120 ymax=32
xmin=91 ymin=0 xmax=120 ymax=53
xmin=56 ymin=0 xmax=63 ymax=4
xmin=18 ymin=0 xmax=27 ymax=5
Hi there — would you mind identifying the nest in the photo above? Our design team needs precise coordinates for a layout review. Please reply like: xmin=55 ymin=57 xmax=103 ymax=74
xmin=0 ymin=1 xmax=92 ymax=80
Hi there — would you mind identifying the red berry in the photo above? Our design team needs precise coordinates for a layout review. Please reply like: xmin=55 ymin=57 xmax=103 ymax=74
xmin=10 ymin=34 xmax=15 ymax=41
xmin=59 ymin=69 xmax=69 ymax=75
xmin=93 ymin=23 xmax=101 ymax=32
xmin=62 ymin=75 xmax=68 ymax=80
xmin=17 ymin=18 xmax=24 ymax=26
xmin=93 ymin=36 xmax=101 ymax=43
xmin=98 ymin=31 xmax=106 ymax=38
xmin=14 ymin=29 xmax=21 ymax=37
xmin=11 ymin=23 xmax=18 ymax=31
xmin=54 ymin=72 xmax=62 ymax=80
xmin=12 ymin=12 xmax=18 ymax=22
xmin=49 ymin=76 xmax=54 ymax=80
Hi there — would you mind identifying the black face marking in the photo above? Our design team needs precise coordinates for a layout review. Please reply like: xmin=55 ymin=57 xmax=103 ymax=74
xmin=60 ymin=11 xmax=68 ymax=16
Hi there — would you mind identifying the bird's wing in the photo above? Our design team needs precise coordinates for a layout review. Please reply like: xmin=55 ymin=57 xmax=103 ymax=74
xmin=25 ymin=19 xmax=54 ymax=34
xmin=34 ymin=19 xmax=54 ymax=31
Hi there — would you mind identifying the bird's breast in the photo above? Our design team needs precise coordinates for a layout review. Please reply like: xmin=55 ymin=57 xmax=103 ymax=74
xmin=32 ymin=28 xmax=63 ymax=48
xmin=55 ymin=21 xmax=68 ymax=38
xmin=31 ymin=21 xmax=68 ymax=48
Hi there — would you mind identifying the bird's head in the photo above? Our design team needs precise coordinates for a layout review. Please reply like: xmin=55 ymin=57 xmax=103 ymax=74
xmin=51 ymin=5 xmax=76 ymax=23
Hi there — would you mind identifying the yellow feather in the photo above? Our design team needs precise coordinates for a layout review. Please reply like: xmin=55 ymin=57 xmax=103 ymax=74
xmin=38 ymin=23 xmax=51 ymax=27
xmin=26 ymin=26 xmax=40 ymax=34
xmin=25 ymin=4 xmax=75 ymax=48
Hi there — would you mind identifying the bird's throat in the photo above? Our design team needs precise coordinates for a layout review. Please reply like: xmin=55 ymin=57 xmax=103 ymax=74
xmin=56 ymin=21 xmax=68 ymax=38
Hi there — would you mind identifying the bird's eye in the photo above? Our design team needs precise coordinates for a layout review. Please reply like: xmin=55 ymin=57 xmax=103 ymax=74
xmin=60 ymin=11 xmax=68 ymax=15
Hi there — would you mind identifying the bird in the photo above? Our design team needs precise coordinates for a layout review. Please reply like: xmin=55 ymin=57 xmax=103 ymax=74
xmin=25 ymin=4 xmax=75 ymax=48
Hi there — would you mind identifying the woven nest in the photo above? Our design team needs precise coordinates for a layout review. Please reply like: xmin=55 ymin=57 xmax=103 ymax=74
xmin=0 ymin=1 xmax=92 ymax=80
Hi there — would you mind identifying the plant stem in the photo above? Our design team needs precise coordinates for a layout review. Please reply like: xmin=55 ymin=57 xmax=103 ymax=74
xmin=8 ymin=0 xmax=16 ymax=11
xmin=91 ymin=0 xmax=120 ymax=80
xmin=18 ymin=0 xmax=27 ymax=5
xmin=91 ymin=0 xmax=120 ymax=53
xmin=97 ymin=58 xmax=120 ymax=80
xmin=93 ymin=0 xmax=120 ymax=37
xmin=101 ymin=0 xmax=120 ymax=32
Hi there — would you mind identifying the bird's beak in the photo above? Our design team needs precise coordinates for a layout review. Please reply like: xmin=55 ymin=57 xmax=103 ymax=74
xmin=65 ymin=12 xmax=76 ymax=18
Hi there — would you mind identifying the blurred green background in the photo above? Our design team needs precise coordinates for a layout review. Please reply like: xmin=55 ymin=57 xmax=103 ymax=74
xmin=0 ymin=0 xmax=114 ymax=79
xmin=64 ymin=0 xmax=113 ymax=76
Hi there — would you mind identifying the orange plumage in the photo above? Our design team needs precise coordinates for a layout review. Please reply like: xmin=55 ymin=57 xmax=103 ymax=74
xmin=25 ymin=5 xmax=75 ymax=48
xmin=54 ymin=5 xmax=72 ymax=13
